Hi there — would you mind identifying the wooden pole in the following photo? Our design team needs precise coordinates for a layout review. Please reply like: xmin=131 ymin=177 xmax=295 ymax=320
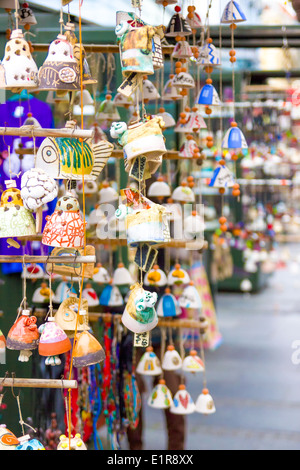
xmin=0 ymin=378 xmax=78 ymax=389
xmin=0 ymin=255 xmax=96 ymax=264
xmin=0 ymin=126 xmax=94 ymax=139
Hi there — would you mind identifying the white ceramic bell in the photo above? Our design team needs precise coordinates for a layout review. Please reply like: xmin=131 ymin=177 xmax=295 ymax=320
xmin=113 ymin=92 xmax=135 ymax=108
xmin=172 ymin=71 xmax=195 ymax=89
xmin=82 ymin=283 xmax=99 ymax=307
xmin=98 ymin=182 xmax=119 ymax=204
xmin=179 ymin=281 xmax=202 ymax=309
xmin=92 ymin=263 xmax=111 ymax=284
xmin=147 ymin=379 xmax=174 ymax=409
xmin=112 ymin=263 xmax=134 ymax=286
xmin=221 ymin=0 xmax=247 ymax=24
xmin=171 ymin=41 xmax=193 ymax=60
xmin=136 ymin=346 xmax=162 ymax=376
xmin=156 ymin=288 xmax=181 ymax=317
xmin=184 ymin=211 xmax=205 ymax=239
xmin=172 ymin=182 xmax=195 ymax=203
xmin=156 ymin=109 xmax=176 ymax=128
xmin=144 ymin=265 xmax=168 ymax=287
xmin=167 ymin=264 xmax=190 ymax=286
xmin=142 ymin=79 xmax=160 ymax=102
xmin=170 ymin=384 xmax=196 ymax=415
xmin=32 ymin=282 xmax=54 ymax=304
xmin=147 ymin=177 xmax=171 ymax=199
xmin=195 ymin=388 xmax=216 ymax=415
xmin=162 ymin=345 xmax=182 ymax=371
xmin=21 ymin=264 xmax=44 ymax=280
xmin=162 ymin=77 xmax=183 ymax=101
xmin=182 ymin=350 xmax=205 ymax=373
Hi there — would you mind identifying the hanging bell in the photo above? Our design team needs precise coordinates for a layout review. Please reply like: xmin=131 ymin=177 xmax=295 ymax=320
xmin=179 ymin=281 xmax=202 ymax=309
xmin=147 ymin=379 xmax=174 ymax=409
xmin=171 ymin=182 xmax=195 ymax=203
xmin=38 ymin=317 xmax=72 ymax=366
xmin=179 ymin=137 xmax=199 ymax=158
xmin=0 ymin=29 xmax=38 ymax=92
xmin=38 ymin=34 xmax=81 ymax=92
xmin=96 ymin=94 xmax=120 ymax=123
xmin=6 ymin=309 xmax=40 ymax=363
xmin=18 ymin=2 xmax=37 ymax=27
xmin=57 ymin=433 xmax=87 ymax=450
xmin=113 ymin=263 xmax=134 ymax=286
xmin=172 ymin=71 xmax=195 ymax=89
xmin=156 ymin=288 xmax=181 ymax=317
xmin=72 ymin=90 xmax=95 ymax=116
xmin=171 ymin=41 xmax=193 ymax=60
xmin=21 ymin=264 xmax=44 ymax=281
xmin=221 ymin=0 xmax=247 ymax=24
xmin=32 ymin=281 xmax=55 ymax=304
xmin=147 ymin=177 xmax=171 ymax=199
xmin=0 ymin=182 xmax=36 ymax=239
xmin=53 ymin=280 xmax=77 ymax=303
xmin=165 ymin=6 xmax=192 ymax=38
xmin=162 ymin=77 xmax=183 ymax=101
xmin=54 ymin=297 xmax=90 ymax=338
xmin=198 ymin=42 xmax=221 ymax=68
xmin=156 ymin=108 xmax=176 ymax=129
xmin=98 ymin=181 xmax=119 ymax=204
xmin=99 ymin=283 xmax=124 ymax=307
xmin=196 ymin=83 xmax=221 ymax=106
xmin=167 ymin=264 xmax=190 ymax=285
xmin=15 ymin=436 xmax=45 ymax=450
xmin=0 ymin=425 xmax=20 ymax=450
xmin=136 ymin=346 xmax=162 ymax=376
xmin=184 ymin=211 xmax=205 ymax=239
xmin=92 ymin=263 xmax=111 ymax=284
xmin=186 ymin=9 xmax=202 ymax=29
xmin=162 ymin=345 xmax=182 ymax=371
xmin=222 ymin=122 xmax=248 ymax=150
xmin=72 ymin=330 xmax=105 ymax=368
xmin=209 ymin=164 xmax=235 ymax=189
xmin=113 ymin=92 xmax=135 ymax=109
xmin=144 ymin=265 xmax=168 ymax=288
xmin=170 ymin=384 xmax=196 ymax=415
xmin=82 ymin=283 xmax=99 ymax=307
xmin=182 ymin=349 xmax=205 ymax=373
xmin=141 ymin=78 xmax=160 ymax=102
xmin=122 ymin=283 xmax=158 ymax=334
xmin=195 ymin=388 xmax=216 ymax=415
xmin=42 ymin=194 xmax=85 ymax=248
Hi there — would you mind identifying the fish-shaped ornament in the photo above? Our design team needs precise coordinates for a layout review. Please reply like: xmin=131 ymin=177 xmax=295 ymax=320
xmin=35 ymin=136 xmax=114 ymax=181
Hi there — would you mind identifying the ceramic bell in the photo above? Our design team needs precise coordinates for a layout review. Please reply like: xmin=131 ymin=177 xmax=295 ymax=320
xmin=6 ymin=309 xmax=40 ymax=362
xmin=156 ymin=109 xmax=176 ymax=129
xmin=156 ymin=288 xmax=181 ymax=317
xmin=165 ymin=6 xmax=192 ymax=37
xmin=76 ymin=180 xmax=98 ymax=197
xmin=144 ymin=265 xmax=168 ymax=287
xmin=0 ymin=183 xmax=36 ymax=239
xmin=0 ymin=425 xmax=19 ymax=450
xmin=122 ymin=283 xmax=158 ymax=333
xmin=72 ymin=330 xmax=105 ymax=368
xmin=196 ymin=83 xmax=221 ymax=106
xmin=172 ymin=71 xmax=195 ymax=89
xmin=175 ymin=112 xmax=207 ymax=134
xmin=198 ymin=42 xmax=221 ymax=68
xmin=222 ymin=124 xmax=248 ymax=149
xmin=21 ymin=264 xmax=44 ymax=280
xmin=162 ymin=77 xmax=183 ymax=101
xmin=179 ymin=137 xmax=199 ymax=158
xmin=162 ymin=345 xmax=183 ymax=371
xmin=184 ymin=211 xmax=205 ymax=239
xmin=182 ymin=349 xmax=205 ymax=373
xmin=113 ymin=263 xmax=134 ymax=286
xmin=18 ymin=2 xmax=37 ymax=27
xmin=142 ymin=79 xmax=160 ymax=102
xmin=53 ymin=280 xmax=77 ymax=303
xmin=147 ymin=379 xmax=173 ymax=409
xmin=209 ymin=164 xmax=235 ymax=189
xmin=15 ymin=436 xmax=45 ymax=450
xmin=147 ymin=177 xmax=171 ymax=199
xmin=38 ymin=34 xmax=81 ymax=92
xmin=172 ymin=41 xmax=193 ymax=60
xmin=171 ymin=182 xmax=195 ymax=203
xmin=57 ymin=433 xmax=87 ymax=450
xmin=113 ymin=92 xmax=135 ymax=109
xmin=82 ymin=283 xmax=99 ymax=307
xmin=167 ymin=264 xmax=190 ymax=286
xmin=170 ymin=384 xmax=196 ymax=415
xmin=38 ymin=317 xmax=72 ymax=366
xmin=98 ymin=182 xmax=119 ymax=204
xmin=32 ymin=282 xmax=55 ymax=304
xmin=221 ymin=0 xmax=247 ymax=24
xmin=92 ymin=263 xmax=111 ymax=284
xmin=136 ymin=346 xmax=162 ymax=376
xmin=54 ymin=297 xmax=90 ymax=338
xmin=186 ymin=10 xmax=202 ymax=29
xmin=96 ymin=94 xmax=120 ymax=123
xmin=0 ymin=29 xmax=38 ymax=92
xmin=88 ymin=206 xmax=105 ymax=228
xmin=195 ymin=388 xmax=216 ymax=415
xmin=20 ymin=168 xmax=58 ymax=212
xmin=35 ymin=129 xmax=113 ymax=181
xmin=42 ymin=194 xmax=85 ymax=248
xmin=179 ymin=281 xmax=202 ymax=309
xmin=99 ymin=283 xmax=124 ymax=307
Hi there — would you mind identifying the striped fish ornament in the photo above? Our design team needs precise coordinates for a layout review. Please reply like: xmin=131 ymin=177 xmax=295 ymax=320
xmin=36 ymin=136 xmax=114 ymax=180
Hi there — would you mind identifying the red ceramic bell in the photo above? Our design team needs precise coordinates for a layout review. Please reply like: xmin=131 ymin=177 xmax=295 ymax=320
xmin=6 ymin=309 xmax=39 ymax=362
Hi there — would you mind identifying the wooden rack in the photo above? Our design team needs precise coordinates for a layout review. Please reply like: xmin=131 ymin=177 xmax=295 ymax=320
xmin=0 ymin=126 xmax=94 ymax=139
xmin=0 ymin=255 xmax=96 ymax=264
xmin=0 ymin=377 xmax=78 ymax=389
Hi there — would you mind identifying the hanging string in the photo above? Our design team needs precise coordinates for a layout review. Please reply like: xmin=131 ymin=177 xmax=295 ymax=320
xmin=11 ymin=373 xmax=37 ymax=436
xmin=199 ymin=330 xmax=207 ymax=389
xmin=160 ymin=327 xmax=167 ymax=378
xmin=14 ymin=0 xmax=20 ymax=30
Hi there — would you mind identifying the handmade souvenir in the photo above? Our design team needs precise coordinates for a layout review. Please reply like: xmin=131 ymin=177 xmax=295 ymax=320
xmin=96 ymin=94 xmax=121 ymax=123
xmin=99 ymin=283 xmax=124 ymax=307
xmin=92 ymin=263 xmax=111 ymax=284
xmin=221 ymin=0 xmax=247 ymax=24
xmin=184 ymin=211 xmax=205 ymax=239
xmin=18 ymin=2 xmax=37 ymax=27
xmin=195 ymin=388 xmax=216 ymax=414
xmin=171 ymin=40 xmax=193 ymax=60
xmin=76 ymin=180 xmax=98 ymax=196
xmin=182 ymin=349 xmax=205 ymax=373
xmin=147 ymin=379 xmax=173 ymax=409
xmin=179 ymin=137 xmax=199 ymax=158
xmin=162 ymin=345 xmax=182 ymax=371
xmin=186 ymin=9 xmax=202 ymax=29
xmin=175 ymin=111 xmax=207 ymax=134
xmin=165 ymin=6 xmax=192 ymax=37
xmin=0 ymin=184 xmax=36 ymax=239
xmin=38 ymin=317 xmax=72 ymax=366
xmin=42 ymin=194 xmax=85 ymax=248
xmin=170 ymin=385 xmax=196 ymax=415
xmin=196 ymin=83 xmax=221 ymax=106
xmin=6 ymin=309 xmax=40 ymax=362
xmin=112 ymin=263 xmax=134 ymax=286
xmin=46 ymin=246 xmax=96 ymax=279
xmin=38 ymin=34 xmax=81 ymax=92
xmin=82 ymin=283 xmax=99 ymax=307
xmin=179 ymin=281 xmax=202 ymax=309
xmin=53 ymin=280 xmax=77 ymax=303
xmin=156 ymin=109 xmax=176 ymax=129
xmin=147 ymin=177 xmax=171 ymax=199
xmin=72 ymin=330 xmax=106 ymax=368
xmin=35 ymin=133 xmax=113 ymax=181
xmin=32 ymin=282 xmax=54 ymax=304
xmin=142 ymin=78 xmax=160 ymax=102
xmin=209 ymin=164 xmax=235 ymax=189
xmin=54 ymin=297 xmax=90 ymax=338
xmin=57 ymin=433 xmax=87 ymax=450
xmin=172 ymin=71 xmax=195 ymax=89
xmin=0 ymin=29 xmax=38 ymax=92
xmin=15 ymin=436 xmax=45 ymax=450
xmin=167 ymin=264 xmax=190 ymax=285
xmin=171 ymin=182 xmax=195 ymax=203
xmin=144 ymin=265 xmax=168 ymax=287
xmin=134 ymin=243 xmax=159 ymax=273
xmin=156 ymin=288 xmax=181 ymax=317
xmin=222 ymin=123 xmax=248 ymax=149
xmin=0 ymin=425 xmax=20 ymax=450
xmin=136 ymin=346 xmax=162 ymax=376
xmin=122 ymin=283 xmax=158 ymax=333
xmin=21 ymin=264 xmax=44 ymax=280
xmin=98 ymin=182 xmax=119 ymax=204
xmin=198 ymin=42 xmax=221 ymax=68
xmin=113 ymin=91 xmax=136 ymax=108
xmin=162 ymin=77 xmax=183 ymax=101
xmin=110 ymin=117 xmax=166 ymax=177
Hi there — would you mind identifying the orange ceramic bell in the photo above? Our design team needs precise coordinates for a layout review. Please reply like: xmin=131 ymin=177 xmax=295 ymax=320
xmin=38 ymin=317 xmax=72 ymax=366
xmin=72 ymin=330 xmax=106 ymax=368
xmin=6 ymin=309 xmax=39 ymax=362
